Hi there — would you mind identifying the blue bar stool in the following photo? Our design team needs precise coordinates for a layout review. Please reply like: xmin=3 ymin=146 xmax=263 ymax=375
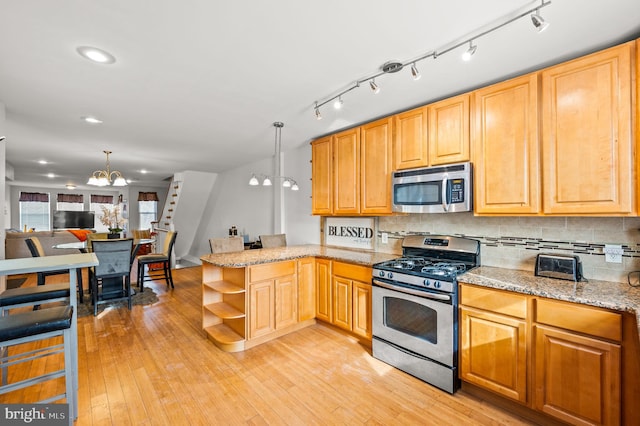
xmin=0 ymin=305 xmax=76 ymax=426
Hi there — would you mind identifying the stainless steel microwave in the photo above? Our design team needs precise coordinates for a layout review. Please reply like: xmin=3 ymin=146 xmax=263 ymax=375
xmin=392 ymin=162 xmax=472 ymax=213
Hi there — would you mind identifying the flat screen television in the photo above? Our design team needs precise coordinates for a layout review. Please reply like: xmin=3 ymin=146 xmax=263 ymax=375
xmin=53 ymin=210 xmax=95 ymax=229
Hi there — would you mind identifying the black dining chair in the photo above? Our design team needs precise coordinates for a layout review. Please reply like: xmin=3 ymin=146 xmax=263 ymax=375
xmin=89 ymin=238 xmax=134 ymax=316
xmin=25 ymin=237 xmax=84 ymax=303
xmin=137 ymin=231 xmax=177 ymax=292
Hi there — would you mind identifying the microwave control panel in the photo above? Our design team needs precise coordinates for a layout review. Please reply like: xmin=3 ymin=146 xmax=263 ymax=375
xmin=447 ymin=179 xmax=465 ymax=203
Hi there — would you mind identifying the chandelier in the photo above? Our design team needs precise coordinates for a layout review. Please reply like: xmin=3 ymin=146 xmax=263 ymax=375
xmin=87 ymin=150 xmax=127 ymax=186
xmin=249 ymin=122 xmax=299 ymax=191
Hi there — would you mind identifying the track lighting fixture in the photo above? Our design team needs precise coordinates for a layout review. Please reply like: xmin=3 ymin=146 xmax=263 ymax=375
xmin=461 ymin=41 xmax=477 ymax=61
xmin=311 ymin=1 xmax=552 ymax=117
xmin=249 ymin=122 xmax=299 ymax=191
xmin=531 ymin=7 xmax=549 ymax=32
xmin=369 ymin=79 xmax=380 ymax=94
xmin=410 ymin=63 xmax=421 ymax=81
xmin=334 ymin=96 xmax=343 ymax=109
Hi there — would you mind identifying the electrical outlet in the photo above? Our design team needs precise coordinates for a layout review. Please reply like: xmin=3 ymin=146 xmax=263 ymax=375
xmin=604 ymin=244 xmax=623 ymax=263
xmin=381 ymin=232 xmax=388 ymax=244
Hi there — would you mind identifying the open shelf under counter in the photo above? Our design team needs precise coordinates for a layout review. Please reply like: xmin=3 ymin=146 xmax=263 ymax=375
xmin=203 ymin=279 xmax=245 ymax=294
xmin=204 ymin=301 xmax=245 ymax=319
xmin=204 ymin=323 xmax=245 ymax=352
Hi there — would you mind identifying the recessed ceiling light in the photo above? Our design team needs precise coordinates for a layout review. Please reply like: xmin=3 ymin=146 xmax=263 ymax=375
xmin=47 ymin=173 xmax=55 ymax=178
xmin=81 ymin=116 xmax=103 ymax=124
xmin=38 ymin=160 xmax=48 ymax=165
xmin=76 ymin=46 xmax=116 ymax=64
xmin=65 ymin=184 xmax=76 ymax=190
xmin=140 ymin=169 xmax=148 ymax=174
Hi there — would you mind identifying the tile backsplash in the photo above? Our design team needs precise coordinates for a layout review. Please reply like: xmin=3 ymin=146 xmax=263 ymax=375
xmin=376 ymin=213 xmax=640 ymax=284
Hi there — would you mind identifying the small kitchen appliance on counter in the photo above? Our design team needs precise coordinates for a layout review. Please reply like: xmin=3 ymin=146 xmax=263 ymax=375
xmin=534 ymin=253 xmax=583 ymax=282
xmin=371 ymin=235 xmax=480 ymax=393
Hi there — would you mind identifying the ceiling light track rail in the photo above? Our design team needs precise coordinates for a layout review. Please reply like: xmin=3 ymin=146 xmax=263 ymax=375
xmin=313 ymin=0 xmax=551 ymax=119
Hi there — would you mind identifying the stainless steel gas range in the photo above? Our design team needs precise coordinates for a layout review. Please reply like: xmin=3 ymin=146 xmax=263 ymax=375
xmin=371 ymin=235 xmax=480 ymax=394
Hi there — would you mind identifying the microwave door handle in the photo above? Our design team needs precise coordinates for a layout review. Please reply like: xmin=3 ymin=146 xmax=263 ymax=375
xmin=441 ymin=175 xmax=449 ymax=211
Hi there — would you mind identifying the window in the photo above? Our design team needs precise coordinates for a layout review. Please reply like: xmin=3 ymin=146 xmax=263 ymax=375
xmin=19 ymin=192 xmax=50 ymax=231
xmin=90 ymin=195 xmax=114 ymax=233
xmin=56 ymin=193 xmax=84 ymax=212
xmin=138 ymin=192 xmax=158 ymax=231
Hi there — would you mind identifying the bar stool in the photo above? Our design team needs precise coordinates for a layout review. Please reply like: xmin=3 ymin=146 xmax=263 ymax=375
xmin=0 ymin=305 xmax=76 ymax=426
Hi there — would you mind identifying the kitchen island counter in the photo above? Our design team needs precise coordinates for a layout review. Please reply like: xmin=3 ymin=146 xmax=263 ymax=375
xmin=200 ymin=244 xmax=397 ymax=268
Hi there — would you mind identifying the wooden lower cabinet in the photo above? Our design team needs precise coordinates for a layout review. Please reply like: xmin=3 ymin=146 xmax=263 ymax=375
xmin=297 ymin=257 xmax=316 ymax=322
xmin=249 ymin=280 xmax=275 ymax=339
xmin=315 ymin=259 xmax=332 ymax=323
xmin=534 ymin=298 xmax=622 ymax=426
xmin=352 ymin=280 xmax=372 ymax=339
xmin=332 ymin=276 xmax=352 ymax=331
xmin=330 ymin=261 xmax=373 ymax=340
xmin=460 ymin=283 xmax=625 ymax=425
xmin=460 ymin=306 xmax=527 ymax=403
xmin=248 ymin=261 xmax=297 ymax=339
xmin=534 ymin=325 xmax=621 ymax=425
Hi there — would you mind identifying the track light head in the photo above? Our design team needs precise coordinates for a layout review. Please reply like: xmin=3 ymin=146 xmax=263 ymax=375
xmin=334 ymin=96 xmax=343 ymax=110
xmin=462 ymin=41 xmax=477 ymax=61
xmin=315 ymin=107 xmax=322 ymax=120
xmin=410 ymin=63 xmax=421 ymax=81
xmin=249 ymin=174 xmax=259 ymax=186
xmin=262 ymin=176 xmax=272 ymax=186
xmin=530 ymin=11 xmax=549 ymax=32
xmin=369 ymin=79 xmax=380 ymax=94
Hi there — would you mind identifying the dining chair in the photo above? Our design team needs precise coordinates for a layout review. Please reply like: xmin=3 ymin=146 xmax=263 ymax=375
xmin=85 ymin=232 xmax=109 ymax=252
xmin=132 ymin=229 xmax=153 ymax=255
xmin=209 ymin=236 xmax=244 ymax=253
xmin=259 ymin=233 xmax=287 ymax=248
xmin=137 ymin=231 xmax=178 ymax=292
xmin=25 ymin=237 xmax=84 ymax=303
xmin=89 ymin=238 xmax=134 ymax=316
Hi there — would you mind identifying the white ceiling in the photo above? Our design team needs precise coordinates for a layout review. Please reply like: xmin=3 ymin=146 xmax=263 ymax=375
xmin=1 ymin=0 xmax=638 ymax=189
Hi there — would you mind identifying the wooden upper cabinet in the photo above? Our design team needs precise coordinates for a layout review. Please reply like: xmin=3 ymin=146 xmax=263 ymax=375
xmin=394 ymin=106 xmax=428 ymax=170
xmin=542 ymin=42 xmax=634 ymax=215
xmin=311 ymin=136 xmax=333 ymax=215
xmin=333 ymin=127 xmax=361 ymax=215
xmin=360 ymin=117 xmax=393 ymax=215
xmin=473 ymin=73 xmax=541 ymax=215
xmin=428 ymin=93 xmax=470 ymax=165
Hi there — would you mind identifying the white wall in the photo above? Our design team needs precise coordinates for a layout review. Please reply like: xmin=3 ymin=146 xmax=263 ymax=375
xmin=0 ymin=102 xmax=5 ymax=263
xmin=192 ymin=142 xmax=320 ymax=257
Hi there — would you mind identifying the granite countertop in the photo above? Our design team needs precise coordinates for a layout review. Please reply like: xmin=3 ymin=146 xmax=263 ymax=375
xmin=460 ymin=266 xmax=640 ymax=339
xmin=200 ymin=244 xmax=397 ymax=268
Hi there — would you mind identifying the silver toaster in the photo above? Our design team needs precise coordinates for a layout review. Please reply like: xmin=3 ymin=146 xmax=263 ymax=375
xmin=534 ymin=253 xmax=583 ymax=282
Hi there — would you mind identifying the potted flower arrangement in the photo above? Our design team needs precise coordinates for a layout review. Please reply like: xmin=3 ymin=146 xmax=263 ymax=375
xmin=100 ymin=205 xmax=127 ymax=238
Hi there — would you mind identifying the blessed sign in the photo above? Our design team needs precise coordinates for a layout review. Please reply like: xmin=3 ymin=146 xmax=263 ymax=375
xmin=325 ymin=217 xmax=374 ymax=250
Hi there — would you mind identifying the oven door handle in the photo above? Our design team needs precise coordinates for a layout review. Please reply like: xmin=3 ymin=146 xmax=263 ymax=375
xmin=373 ymin=279 xmax=452 ymax=301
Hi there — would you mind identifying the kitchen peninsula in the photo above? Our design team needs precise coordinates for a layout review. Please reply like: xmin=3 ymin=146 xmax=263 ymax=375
xmin=200 ymin=245 xmax=396 ymax=352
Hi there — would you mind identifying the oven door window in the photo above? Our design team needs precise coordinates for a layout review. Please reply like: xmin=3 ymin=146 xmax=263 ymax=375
xmin=394 ymin=181 xmax=442 ymax=206
xmin=384 ymin=296 xmax=437 ymax=344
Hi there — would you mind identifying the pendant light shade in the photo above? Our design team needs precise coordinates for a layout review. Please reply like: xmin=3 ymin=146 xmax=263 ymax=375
xmin=248 ymin=122 xmax=299 ymax=191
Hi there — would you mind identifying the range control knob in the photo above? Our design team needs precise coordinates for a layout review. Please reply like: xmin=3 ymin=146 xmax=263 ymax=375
xmin=379 ymin=271 xmax=385 ymax=277
xmin=433 ymin=281 xmax=441 ymax=289
xmin=387 ymin=272 xmax=393 ymax=279
xmin=423 ymin=279 xmax=431 ymax=287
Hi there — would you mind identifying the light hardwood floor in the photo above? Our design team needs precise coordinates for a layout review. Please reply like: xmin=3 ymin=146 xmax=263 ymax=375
xmin=1 ymin=266 xmax=537 ymax=425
